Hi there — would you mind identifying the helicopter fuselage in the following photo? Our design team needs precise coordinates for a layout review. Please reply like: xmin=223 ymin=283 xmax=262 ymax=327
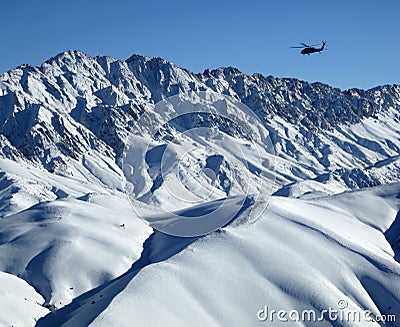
xmin=300 ymin=42 xmax=326 ymax=55
xmin=301 ymin=47 xmax=322 ymax=55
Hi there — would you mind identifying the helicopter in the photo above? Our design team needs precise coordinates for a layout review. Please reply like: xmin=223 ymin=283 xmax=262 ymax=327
xmin=291 ymin=41 xmax=327 ymax=55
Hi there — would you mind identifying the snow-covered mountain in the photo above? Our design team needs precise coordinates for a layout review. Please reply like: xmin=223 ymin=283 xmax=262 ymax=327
xmin=0 ymin=51 xmax=399 ymax=326
xmin=1 ymin=50 xmax=399 ymax=191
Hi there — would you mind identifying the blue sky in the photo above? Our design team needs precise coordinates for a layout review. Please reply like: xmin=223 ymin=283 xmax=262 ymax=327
xmin=1 ymin=0 xmax=399 ymax=90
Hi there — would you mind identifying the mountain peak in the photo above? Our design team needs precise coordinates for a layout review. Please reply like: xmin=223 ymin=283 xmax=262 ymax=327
xmin=125 ymin=53 xmax=150 ymax=63
xmin=45 ymin=49 xmax=90 ymax=64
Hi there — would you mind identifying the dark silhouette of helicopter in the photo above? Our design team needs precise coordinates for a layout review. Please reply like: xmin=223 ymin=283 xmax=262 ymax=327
xmin=291 ymin=41 xmax=327 ymax=55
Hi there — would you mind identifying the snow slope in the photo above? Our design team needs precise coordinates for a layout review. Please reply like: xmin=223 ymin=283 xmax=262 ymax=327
xmin=0 ymin=158 xmax=151 ymax=314
xmin=34 ymin=183 xmax=400 ymax=326
xmin=0 ymin=272 xmax=49 ymax=326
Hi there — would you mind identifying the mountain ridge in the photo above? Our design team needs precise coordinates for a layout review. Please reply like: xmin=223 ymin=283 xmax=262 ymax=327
xmin=1 ymin=51 xmax=399 ymax=189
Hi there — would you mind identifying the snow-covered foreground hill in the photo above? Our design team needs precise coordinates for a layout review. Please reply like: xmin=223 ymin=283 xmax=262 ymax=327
xmin=0 ymin=50 xmax=400 ymax=326
xmin=0 ymin=158 xmax=151 ymax=309
xmin=1 ymin=153 xmax=399 ymax=326
xmin=0 ymin=271 xmax=49 ymax=326
xmin=34 ymin=183 xmax=400 ymax=327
